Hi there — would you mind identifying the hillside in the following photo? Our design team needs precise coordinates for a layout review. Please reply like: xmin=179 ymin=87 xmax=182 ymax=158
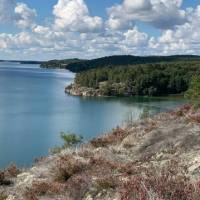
xmin=1 ymin=105 xmax=200 ymax=200
xmin=66 ymin=63 xmax=200 ymax=97
xmin=41 ymin=55 xmax=200 ymax=73
xmin=41 ymin=58 xmax=84 ymax=69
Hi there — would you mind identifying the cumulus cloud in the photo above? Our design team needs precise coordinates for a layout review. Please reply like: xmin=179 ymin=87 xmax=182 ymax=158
xmin=15 ymin=3 xmax=37 ymax=29
xmin=0 ymin=0 xmax=36 ymax=29
xmin=124 ymin=27 xmax=148 ymax=46
xmin=107 ymin=0 xmax=187 ymax=30
xmin=53 ymin=0 xmax=103 ymax=32
xmin=1 ymin=0 xmax=200 ymax=60
xmin=149 ymin=5 xmax=200 ymax=55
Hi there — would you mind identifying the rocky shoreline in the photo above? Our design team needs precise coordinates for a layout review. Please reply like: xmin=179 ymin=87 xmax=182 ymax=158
xmin=1 ymin=105 xmax=200 ymax=200
xmin=65 ymin=84 xmax=103 ymax=97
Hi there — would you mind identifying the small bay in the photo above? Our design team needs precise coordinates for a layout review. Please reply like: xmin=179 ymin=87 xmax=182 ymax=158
xmin=0 ymin=63 xmax=185 ymax=168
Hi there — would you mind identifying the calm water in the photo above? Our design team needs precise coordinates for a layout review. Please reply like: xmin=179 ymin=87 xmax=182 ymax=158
xmin=0 ymin=63 xmax=185 ymax=168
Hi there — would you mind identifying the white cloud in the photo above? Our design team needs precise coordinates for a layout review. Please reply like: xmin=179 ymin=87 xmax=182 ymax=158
xmin=107 ymin=0 xmax=187 ymax=30
xmin=15 ymin=3 xmax=37 ymax=29
xmin=1 ymin=0 xmax=200 ymax=60
xmin=124 ymin=27 xmax=148 ymax=46
xmin=149 ymin=5 xmax=200 ymax=55
xmin=53 ymin=0 xmax=102 ymax=32
xmin=0 ymin=0 xmax=15 ymax=22
xmin=0 ymin=0 xmax=36 ymax=29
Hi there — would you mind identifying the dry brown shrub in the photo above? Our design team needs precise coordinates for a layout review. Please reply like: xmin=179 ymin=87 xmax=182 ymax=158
xmin=26 ymin=181 xmax=65 ymax=197
xmin=5 ymin=164 xmax=20 ymax=178
xmin=0 ymin=171 xmax=11 ymax=186
xmin=90 ymin=127 xmax=127 ymax=148
xmin=54 ymin=155 xmax=88 ymax=182
xmin=95 ymin=176 xmax=118 ymax=191
xmin=65 ymin=174 xmax=91 ymax=199
xmin=120 ymin=160 xmax=200 ymax=200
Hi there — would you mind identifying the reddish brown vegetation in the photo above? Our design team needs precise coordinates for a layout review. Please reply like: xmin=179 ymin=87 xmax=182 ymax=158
xmin=0 ymin=171 xmax=11 ymax=186
xmin=25 ymin=181 xmax=65 ymax=198
xmin=168 ymin=104 xmax=192 ymax=117
xmin=5 ymin=164 xmax=20 ymax=178
xmin=95 ymin=176 xmax=118 ymax=190
xmin=90 ymin=127 xmax=127 ymax=147
xmin=120 ymin=160 xmax=200 ymax=200
xmin=54 ymin=155 xmax=88 ymax=182
xmin=121 ymin=172 xmax=200 ymax=200
xmin=0 ymin=164 xmax=20 ymax=186
xmin=3 ymin=105 xmax=200 ymax=200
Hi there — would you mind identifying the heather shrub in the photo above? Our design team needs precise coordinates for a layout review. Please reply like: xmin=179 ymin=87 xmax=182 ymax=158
xmin=120 ymin=161 xmax=200 ymax=200
xmin=65 ymin=174 xmax=91 ymax=199
xmin=5 ymin=164 xmax=20 ymax=178
xmin=54 ymin=156 xmax=86 ymax=182
xmin=95 ymin=176 xmax=118 ymax=191
xmin=90 ymin=127 xmax=127 ymax=148
xmin=176 ymin=109 xmax=184 ymax=117
xmin=26 ymin=181 xmax=65 ymax=197
xmin=0 ymin=171 xmax=11 ymax=186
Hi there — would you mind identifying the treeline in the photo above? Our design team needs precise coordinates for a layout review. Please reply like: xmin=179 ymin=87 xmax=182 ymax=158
xmin=41 ymin=55 xmax=200 ymax=73
xmin=75 ymin=62 xmax=200 ymax=96
xmin=41 ymin=58 xmax=83 ymax=69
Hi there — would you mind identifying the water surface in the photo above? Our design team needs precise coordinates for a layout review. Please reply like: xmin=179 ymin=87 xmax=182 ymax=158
xmin=0 ymin=63 xmax=185 ymax=168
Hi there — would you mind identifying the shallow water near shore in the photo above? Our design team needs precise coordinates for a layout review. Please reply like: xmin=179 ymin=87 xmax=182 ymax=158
xmin=0 ymin=63 xmax=185 ymax=168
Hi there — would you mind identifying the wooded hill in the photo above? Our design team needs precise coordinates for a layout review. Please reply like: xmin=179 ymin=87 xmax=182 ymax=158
xmin=41 ymin=55 xmax=200 ymax=73
xmin=75 ymin=62 xmax=200 ymax=96
xmin=40 ymin=58 xmax=83 ymax=69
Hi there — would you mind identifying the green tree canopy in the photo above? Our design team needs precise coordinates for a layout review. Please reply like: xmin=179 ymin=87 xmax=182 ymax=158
xmin=185 ymin=75 xmax=200 ymax=106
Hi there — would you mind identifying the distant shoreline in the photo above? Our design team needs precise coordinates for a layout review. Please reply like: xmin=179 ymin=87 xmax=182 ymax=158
xmin=0 ymin=60 xmax=43 ymax=65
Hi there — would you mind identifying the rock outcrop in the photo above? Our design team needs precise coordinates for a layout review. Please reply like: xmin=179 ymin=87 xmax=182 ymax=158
xmin=1 ymin=105 xmax=200 ymax=200
xmin=65 ymin=84 xmax=102 ymax=97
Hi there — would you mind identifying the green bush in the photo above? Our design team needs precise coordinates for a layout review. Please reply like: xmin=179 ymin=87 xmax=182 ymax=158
xmin=50 ymin=133 xmax=83 ymax=154
xmin=185 ymin=75 xmax=200 ymax=107
xmin=60 ymin=132 xmax=83 ymax=148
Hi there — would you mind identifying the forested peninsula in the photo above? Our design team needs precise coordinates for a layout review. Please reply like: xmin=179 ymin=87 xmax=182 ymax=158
xmin=41 ymin=55 xmax=200 ymax=97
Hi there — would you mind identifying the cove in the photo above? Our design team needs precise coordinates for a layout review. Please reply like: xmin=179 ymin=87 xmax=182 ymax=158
xmin=0 ymin=63 xmax=185 ymax=168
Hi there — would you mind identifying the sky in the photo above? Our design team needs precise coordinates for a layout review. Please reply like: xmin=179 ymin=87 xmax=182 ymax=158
xmin=0 ymin=0 xmax=200 ymax=60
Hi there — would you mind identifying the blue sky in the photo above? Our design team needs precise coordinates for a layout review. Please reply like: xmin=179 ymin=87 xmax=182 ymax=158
xmin=0 ymin=0 xmax=200 ymax=60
